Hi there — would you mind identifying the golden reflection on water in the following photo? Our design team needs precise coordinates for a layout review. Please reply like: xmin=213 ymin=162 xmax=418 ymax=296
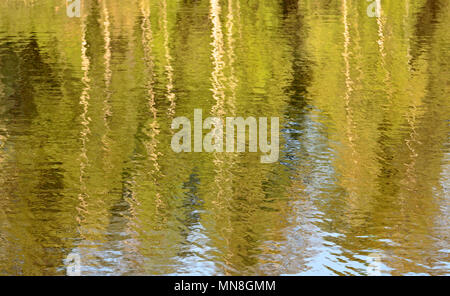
xmin=77 ymin=14 xmax=91 ymax=235
xmin=161 ymin=0 xmax=176 ymax=117
xmin=0 ymin=0 xmax=448 ymax=275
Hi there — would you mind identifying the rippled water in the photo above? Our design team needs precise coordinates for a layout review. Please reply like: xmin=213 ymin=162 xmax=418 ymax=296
xmin=0 ymin=0 xmax=448 ymax=275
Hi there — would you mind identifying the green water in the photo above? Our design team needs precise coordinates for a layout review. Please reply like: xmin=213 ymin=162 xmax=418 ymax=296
xmin=0 ymin=0 xmax=448 ymax=275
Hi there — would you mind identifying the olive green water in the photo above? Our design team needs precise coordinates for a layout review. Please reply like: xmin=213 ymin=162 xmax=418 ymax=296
xmin=0 ymin=0 xmax=449 ymax=275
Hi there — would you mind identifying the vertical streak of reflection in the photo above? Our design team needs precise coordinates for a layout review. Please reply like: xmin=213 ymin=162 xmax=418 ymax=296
xmin=402 ymin=0 xmax=420 ymax=188
xmin=226 ymin=0 xmax=237 ymax=112
xmin=376 ymin=3 xmax=386 ymax=59
xmin=376 ymin=0 xmax=392 ymax=96
xmin=210 ymin=0 xmax=226 ymax=117
xmin=210 ymin=0 xmax=228 ymax=204
xmin=0 ymin=70 xmax=6 ymax=165
xmin=404 ymin=0 xmax=412 ymax=71
xmin=0 ymin=59 xmax=8 ymax=244
xmin=161 ymin=0 xmax=176 ymax=116
xmin=77 ymin=15 xmax=91 ymax=237
xmin=209 ymin=0 xmax=235 ymax=274
xmin=235 ymin=0 xmax=243 ymax=43
xmin=141 ymin=2 xmax=161 ymax=173
xmin=142 ymin=1 xmax=164 ymax=214
xmin=102 ymin=0 xmax=113 ymax=158
xmin=342 ymin=0 xmax=356 ymax=163
xmin=112 ymin=1 xmax=160 ymax=272
xmin=100 ymin=2 xmax=114 ymax=219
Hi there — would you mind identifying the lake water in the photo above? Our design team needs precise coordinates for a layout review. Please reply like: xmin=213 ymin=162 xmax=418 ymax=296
xmin=0 ymin=0 xmax=448 ymax=275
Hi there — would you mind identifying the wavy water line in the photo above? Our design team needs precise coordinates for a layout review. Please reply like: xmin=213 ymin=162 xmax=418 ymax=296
xmin=226 ymin=0 xmax=237 ymax=112
xmin=342 ymin=0 xmax=357 ymax=164
xmin=210 ymin=0 xmax=229 ymax=208
xmin=161 ymin=0 xmax=176 ymax=117
xmin=209 ymin=0 xmax=235 ymax=275
xmin=101 ymin=0 xmax=114 ymax=179
xmin=376 ymin=0 xmax=393 ymax=102
xmin=210 ymin=0 xmax=226 ymax=117
xmin=102 ymin=0 xmax=112 ymax=128
xmin=143 ymin=2 xmax=166 ymax=221
xmin=402 ymin=0 xmax=421 ymax=188
xmin=76 ymin=14 xmax=91 ymax=241
xmin=141 ymin=2 xmax=161 ymax=174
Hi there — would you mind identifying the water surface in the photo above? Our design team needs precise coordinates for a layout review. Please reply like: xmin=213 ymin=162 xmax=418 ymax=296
xmin=0 ymin=0 xmax=449 ymax=275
